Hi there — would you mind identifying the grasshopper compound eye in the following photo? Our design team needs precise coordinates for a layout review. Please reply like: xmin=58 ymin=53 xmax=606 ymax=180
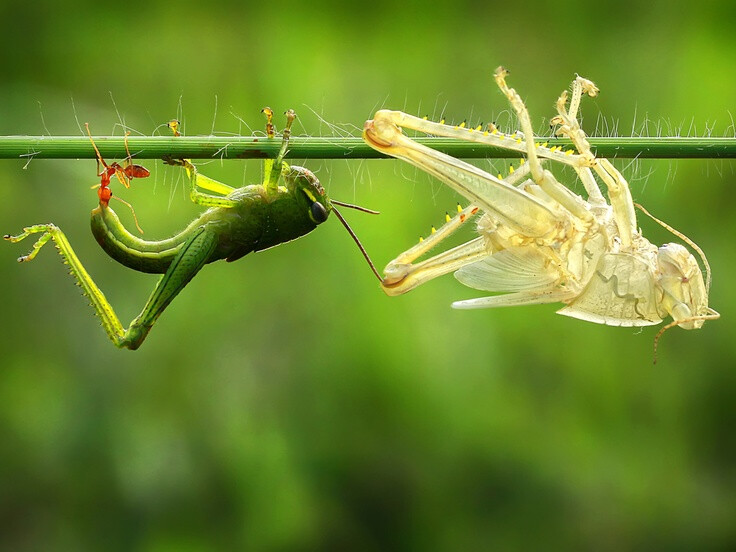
xmin=310 ymin=201 xmax=329 ymax=223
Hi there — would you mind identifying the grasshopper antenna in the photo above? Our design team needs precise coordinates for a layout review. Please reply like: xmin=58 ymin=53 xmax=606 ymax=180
xmin=331 ymin=199 xmax=380 ymax=215
xmin=331 ymin=203 xmax=382 ymax=282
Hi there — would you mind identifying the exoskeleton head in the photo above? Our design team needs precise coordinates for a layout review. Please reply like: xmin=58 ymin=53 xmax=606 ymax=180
xmin=657 ymin=243 xmax=716 ymax=329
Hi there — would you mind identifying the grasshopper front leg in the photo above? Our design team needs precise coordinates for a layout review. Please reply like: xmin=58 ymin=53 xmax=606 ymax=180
xmin=165 ymin=108 xmax=296 ymax=207
xmin=4 ymin=223 xmax=218 ymax=350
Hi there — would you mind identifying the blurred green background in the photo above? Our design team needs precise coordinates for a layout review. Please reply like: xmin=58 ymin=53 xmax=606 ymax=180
xmin=1 ymin=1 xmax=735 ymax=550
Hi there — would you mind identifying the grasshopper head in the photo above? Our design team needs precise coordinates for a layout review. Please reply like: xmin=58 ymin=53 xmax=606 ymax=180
xmin=285 ymin=164 xmax=382 ymax=283
xmin=286 ymin=165 xmax=333 ymax=225
xmin=657 ymin=243 xmax=716 ymax=329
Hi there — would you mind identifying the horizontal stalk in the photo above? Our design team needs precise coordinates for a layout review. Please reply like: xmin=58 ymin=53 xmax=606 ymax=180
xmin=0 ymin=135 xmax=735 ymax=160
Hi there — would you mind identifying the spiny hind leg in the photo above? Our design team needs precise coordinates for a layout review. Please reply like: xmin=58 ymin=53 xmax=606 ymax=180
xmin=452 ymin=289 xmax=574 ymax=309
xmin=382 ymin=159 xmax=554 ymax=293
xmin=4 ymin=224 xmax=127 ymax=344
xmin=119 ymin=227 xmax=218 ymax=350
xmin=389 ymin=203 xmax=481 ymax=267
xmin=383 ymin=236 xmax=488 ymax=296
xmin=382 ymin=203 xmax=486 ymax=295
xmin=5 ymin=225 xmax=54 ymax=262
xmin=5 ymin=223 xmax=218 ymax=350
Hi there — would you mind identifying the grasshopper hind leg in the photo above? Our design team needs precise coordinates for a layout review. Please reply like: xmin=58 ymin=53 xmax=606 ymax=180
xmin=5 ymin=224 xmax=128 ymax=344
xmin=5 ymin=223 xmax=218 ymax=350
xmin=120 ymin=227 xmax=218 ymax=349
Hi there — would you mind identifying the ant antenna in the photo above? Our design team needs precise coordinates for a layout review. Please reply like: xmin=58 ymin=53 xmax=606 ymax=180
xmin=331 ymin=205 xmax=382 ymax=282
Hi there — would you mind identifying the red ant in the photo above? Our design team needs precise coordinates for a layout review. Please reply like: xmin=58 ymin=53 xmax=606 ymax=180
xmin=85 ymin=123 xmax=149 ymax=233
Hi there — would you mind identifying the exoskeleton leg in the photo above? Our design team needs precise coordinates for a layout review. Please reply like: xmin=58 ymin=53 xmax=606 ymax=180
xmin=452 ymin=289 xmax=574 ymax=310
xmin=4 ymin=224 xmax=218 ymax=349
xmin=383 ymin=236 xmax=488 ymax=296
xmin=551 ymin=77 xmax=637 ymax=246
xmin=388 ymin=204 xmax=480 ymax=266
xmin=540 ymin=76 xmax=606 ymax=206
xmin=364 ymin=111 xmax=563 ymax=239
xmin=364 ymin=108 xmax=588 ymax=170
xmin=492 ymin=67 xmax=595 ymax=225
xmin=379 ymin=200 xmax=486 ymax=294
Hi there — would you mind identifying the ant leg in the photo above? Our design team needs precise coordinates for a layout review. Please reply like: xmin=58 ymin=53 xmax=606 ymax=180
xmin=115 ymin=131 xmax=150 ymax=188
xmin=109 ymin=195 xmax=144 ymax=234
xmin=85 ymin=125 xmax=147 ymax=232
xmin=85 ymin=123 xmax=111 ymax=172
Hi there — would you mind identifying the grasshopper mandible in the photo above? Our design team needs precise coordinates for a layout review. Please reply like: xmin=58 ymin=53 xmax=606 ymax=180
xmin=363 ymin=67 xmax=718 ymax=355
xmin=5 ymin=110 xmax=380 ymax=349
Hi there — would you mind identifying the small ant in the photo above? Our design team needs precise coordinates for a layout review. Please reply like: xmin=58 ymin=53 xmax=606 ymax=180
xmin=85 ymin=123 xmax=149 ymax=233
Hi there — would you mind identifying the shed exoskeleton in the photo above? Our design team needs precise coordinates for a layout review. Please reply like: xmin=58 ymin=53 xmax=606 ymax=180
xmin=363 ymin=67 xmax=718 ymax=356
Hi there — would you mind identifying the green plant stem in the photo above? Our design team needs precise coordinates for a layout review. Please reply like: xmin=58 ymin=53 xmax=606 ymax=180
xmin=1 ymin=135 xmax=735 ymax=160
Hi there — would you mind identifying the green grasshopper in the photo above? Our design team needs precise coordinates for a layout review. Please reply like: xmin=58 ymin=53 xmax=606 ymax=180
xmin=5 ymin=109 xmax=380 ymax=350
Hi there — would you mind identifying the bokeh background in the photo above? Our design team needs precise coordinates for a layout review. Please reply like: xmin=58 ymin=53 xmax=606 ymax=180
xmin=1 ymin=1 xmax=735 ymax=550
